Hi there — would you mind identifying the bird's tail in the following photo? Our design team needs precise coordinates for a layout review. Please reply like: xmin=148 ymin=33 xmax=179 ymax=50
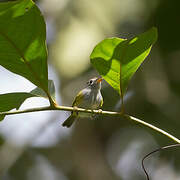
xmin=62 ymin=114 xmax=77 ymax=128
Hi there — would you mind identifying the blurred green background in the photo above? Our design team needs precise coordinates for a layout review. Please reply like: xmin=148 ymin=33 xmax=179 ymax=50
xmin=0 ymin=0 xmax=180 ymax=179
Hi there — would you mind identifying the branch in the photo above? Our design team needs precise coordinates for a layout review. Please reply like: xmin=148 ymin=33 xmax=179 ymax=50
xmin=124 ymin=115 xmax=180 ymax=144
xmin=0 ymin=105 xmax=123 ymax=116
xmin=0 ymin=105 xmax=180 ymax=144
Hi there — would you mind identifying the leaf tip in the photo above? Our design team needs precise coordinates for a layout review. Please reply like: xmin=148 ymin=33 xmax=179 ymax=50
xmin=0 ymin=114 xmax=5 ymax=121
xmin=151 ymin=26 xmax=158 ymax=43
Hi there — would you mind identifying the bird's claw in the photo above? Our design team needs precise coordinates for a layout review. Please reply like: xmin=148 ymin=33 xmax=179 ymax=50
xmin=98 ymin=109 xmax=102 ymax=114
xmin=73 ymin=106 xmax=78 ymax=115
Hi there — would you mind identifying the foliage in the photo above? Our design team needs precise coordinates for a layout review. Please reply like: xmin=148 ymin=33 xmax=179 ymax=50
xmin=90 ymin=28 xmax=157 ymax=97
xmin=0 ymin=80 xmax=55 ymax=113
xmin=0 ymin=0 xmax=157 ymax=119
xmin=0 ymin=0 xmax=54 ymax=120
xmin=0 ymin=0 xmax=48 ymax=89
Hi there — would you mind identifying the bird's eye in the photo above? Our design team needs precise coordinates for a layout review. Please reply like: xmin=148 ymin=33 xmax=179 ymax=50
xmin=89 ymin=80 xmax=93 ymax=84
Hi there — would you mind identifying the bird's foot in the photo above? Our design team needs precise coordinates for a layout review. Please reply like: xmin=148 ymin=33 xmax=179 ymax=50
xmin=73 ymin=106 xmax=78 ymax=115
xmin=97 ymin=109 xmax=102 ymax=114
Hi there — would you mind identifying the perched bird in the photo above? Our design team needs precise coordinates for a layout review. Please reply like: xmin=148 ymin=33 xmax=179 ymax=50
xmin=62 ymin=77 xmax=103 ymax=127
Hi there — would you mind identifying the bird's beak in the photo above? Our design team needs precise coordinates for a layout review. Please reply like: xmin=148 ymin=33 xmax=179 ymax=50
xmin=97 ymin=77 xmax=103 ymax=83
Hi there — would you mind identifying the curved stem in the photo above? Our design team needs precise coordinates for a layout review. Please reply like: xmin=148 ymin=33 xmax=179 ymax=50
xmin=124 ymin=114 xmax=180 ymax=144
xmin=0 ymin=106 xmax=180 ymax=144
xmin=142 ymin=144 xmax=180 ymax=180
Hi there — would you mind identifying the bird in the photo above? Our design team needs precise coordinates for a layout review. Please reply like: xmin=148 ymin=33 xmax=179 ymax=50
xmin=62 ymin=77 xmax=103 ymax=128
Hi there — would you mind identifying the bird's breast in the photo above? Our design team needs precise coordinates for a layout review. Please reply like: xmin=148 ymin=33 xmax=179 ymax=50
xmin=79 ymin=89 xmax=102 ymax=109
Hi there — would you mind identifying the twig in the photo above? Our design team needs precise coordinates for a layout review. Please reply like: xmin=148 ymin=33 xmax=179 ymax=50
xmin=124 ymin=115 xmax=180 ymax=144
xmin=142 ymin=144 xmax=180 ymax=180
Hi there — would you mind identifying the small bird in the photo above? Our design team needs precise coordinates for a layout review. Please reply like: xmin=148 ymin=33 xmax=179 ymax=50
xmin=62 ymin=77 xmax=103 ymax=128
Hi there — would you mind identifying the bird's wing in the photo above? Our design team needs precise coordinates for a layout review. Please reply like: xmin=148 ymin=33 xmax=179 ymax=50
xmin=72 ymin=91 xmax=84 ymax=107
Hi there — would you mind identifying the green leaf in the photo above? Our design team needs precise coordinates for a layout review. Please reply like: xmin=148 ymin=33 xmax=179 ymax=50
xmin=90 ymin=27 xmax=158 ymax=96
xmin=0 ymin=0 xmax=48 ymax=91
xmin=0 ymin=92 xmax=34 ymax=112
xmin=30 ymin=80 xmax=55 ymax=100
xmin=0 ymin=80 xmax=55 ymax=114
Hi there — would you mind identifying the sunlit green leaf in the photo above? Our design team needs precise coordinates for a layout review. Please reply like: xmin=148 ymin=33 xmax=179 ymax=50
xmin=90 ymin=27 xmax=158 ymax=96
xmin=0 ymin=0 xmax=48 ymax=91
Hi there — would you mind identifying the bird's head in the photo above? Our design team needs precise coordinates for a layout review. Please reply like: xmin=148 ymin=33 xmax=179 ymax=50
xmin=87 ymin=77 xmax=103 ymax=90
